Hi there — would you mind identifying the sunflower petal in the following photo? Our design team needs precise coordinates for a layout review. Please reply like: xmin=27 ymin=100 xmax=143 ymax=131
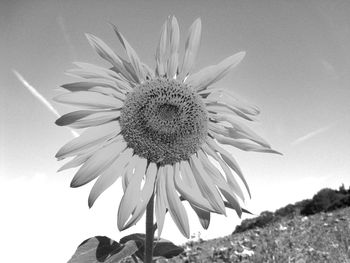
xmin=57 ymin=150 xmax=95 ymax=172
xmin=191 ymin=205 xmax=210 ymax=229
xmin=123 ymin=154 xmax=141 ymax=192
xmin=198 ymin=149 xmax=245 ymax=202
xmin=55 ymin=110 xmax=120 ymax=129
xmin=118 ymin=156 xmax=148 ymax=230
xmin=197 ymin=150 xmax=242 ymax=216
xmin=87 ymin=86 xmax=126 ymax=101
xmin=179 ymin=18 xmax=201 ymax=80
xmin=142 ymin=63 xmax=155 ymax=79
xmin=155 ymin=19 xmax=168 ymax=77
xmin=210 ymin=131 xmax=281 ymax=154
xmin=209 ymin=122 xmax=265 ymax=149
xmin=115 ymin=56 xmax=139 ymax=84
xmin=54 ymin=91 xmax=122 ymax=109
xmin=189 ymin=155 xmax=226 ymax=215
xmin=111 ymin=24 xmax=145 ymax=82
xmin=165 ymin=165 xmax=190 ymax=238
xmin=56 ymin=121 xmax=120 ymax=159
xmin=61 ymin=80 xmax=128 ymax=94
xmin=203 ymin=88 xmax=260 ymax=116
xmin=207 ymin=102 xmax=255 ymax=121
xmin=155 ymin=166 xmax=168 ymax=237
xmin=88 ymin=148 xmax=132 ymax=207
xmin=70 ymin=140 xmax=127 ymax=187
xmin=167 ymin=16 xmax=180 ymax=79
xmin=209 ymin=114 xmax=270 ymax=147
xmin=71 ymin=62 xmax=122 ymax=81
xmin=218 ymin=186 xmax=242 ymax=217
xmin=204 ymin=139 xmax=251 ymax=198
xmin=85 ymin=33 xmax=135 ymax=82
xmin=185 ymin=51 xmax=246 ymax=91
xmin=175 ymin=162 xmax=214 ymax=212
xmin=122 ymin=163 xmax=157 ymax=229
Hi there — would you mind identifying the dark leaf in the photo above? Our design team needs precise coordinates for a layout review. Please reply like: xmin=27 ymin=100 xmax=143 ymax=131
xmin=68 ymin=236 xmax=138 ymax=263
xmin=153 ymin=239 xmax=184 ymax=259
xmin=120 ymin=233 xmax=184 ymax=260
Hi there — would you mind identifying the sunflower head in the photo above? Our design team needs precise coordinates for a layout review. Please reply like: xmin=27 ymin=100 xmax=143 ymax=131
xmin=54 ymin=15 xmax=279 ymax=238
xmin=120 ymin=78 xmax=208 ymax=166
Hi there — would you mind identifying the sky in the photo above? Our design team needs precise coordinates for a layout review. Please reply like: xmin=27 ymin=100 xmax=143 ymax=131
xmin=1 ymin=0 xmax=350 ymax=262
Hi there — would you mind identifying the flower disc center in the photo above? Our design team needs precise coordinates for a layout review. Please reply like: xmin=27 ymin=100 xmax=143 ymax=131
xmin=158 ymin=104 xmax=178 ymax=121
xmin=120 ymin=78 xmax=208 ymax=165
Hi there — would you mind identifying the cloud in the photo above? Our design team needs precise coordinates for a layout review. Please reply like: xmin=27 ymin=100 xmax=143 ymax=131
xmin=13 ymin=69 xmax=79 ymax=138
xmin=291 ymin=123 xmax=336 ymax=146
xmin=320 ymin=59 xmax=339 ymax=80
xmin=57 ymin=15 xmax=77 ymax=60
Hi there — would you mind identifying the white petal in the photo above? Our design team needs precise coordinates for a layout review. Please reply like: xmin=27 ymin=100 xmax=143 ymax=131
xmin=88 ymin=148 xmax=132 ymax=207
xmin=175 ymin=162 xmax=214 ymax=212
xmin=189 ymin=155 xmax=226 ymax=214
xmin=197 ymin=149 xmax=242 ymax=217
xmin=70 ymin=140 xmax=127 ymax=187
xmin=122 ymin=163 xmax=158 ymax=229
xmin=190 ymin=205 xmax=210 ymax=229
xmin=87 ymin=86 xmax=126 ymax=101
xmin=203 ymin=139 xmax=250 ymax=198
xmin=111 ymin=24 xmax=146 ymax=82
xmin=116 ymin=56 xmax=139 ymax=84
xmin=203 ymin=88 xmax=260 ymax=116
xmin=56 ymin=121 xmax=120 ymax=159
xmin=209 ymin=114 xmax=270 ymax=147
xmin=207 ymin=102 xmax=255 ymax=121
xmin=185 ymin=52 xmax=246 ymax=91
xmin=167 ymin=16 xmax=180 ymax=79
xmin=155 ymin=166 xmax=168 ymax=237
xmin=55 ymin=110 xmax=120 ymax=129
xmin=85 ymin=33 xmax=135 ymax=82
xmin=165 ymin=165 xmax=190 ymax=238
xmin=179 ymin=18 xmax=201 ymax=80
xmin=54 ymin=91 xmax=122 ymax=109
xmin=198 ymin=149 xmax=245 ymax=202
xmin=210 ymin=131 xmax=281 ymax=154
xmin=61 ymin=80 xmax=128 ymax=94
xmin=58 ymin=150 xmax=95 ymax=172
xmin=155 ymin=19 xmax=168 ymax=77
xmin=69 ymin=62 xmax=121 ymax=81
xmin=142 ymin=63 xmax=155 ymax=79
xmin=121 ymin=155 xmax=139 ymax=192
xmin=118 ymin=156 xmax=148 ymax=230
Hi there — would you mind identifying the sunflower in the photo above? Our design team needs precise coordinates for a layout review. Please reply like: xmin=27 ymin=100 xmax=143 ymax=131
xmin=55 ymin=16 xmax=278 ymax=238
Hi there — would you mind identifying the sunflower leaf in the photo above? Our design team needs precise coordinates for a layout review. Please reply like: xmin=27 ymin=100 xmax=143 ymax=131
xmin=120 ymin=233 xmax=184 ymax=261
xmin=67 ymin=236 xmax=138 ymax=263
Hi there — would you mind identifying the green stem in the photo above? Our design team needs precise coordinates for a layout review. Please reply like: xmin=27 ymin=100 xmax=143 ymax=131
xmin=144 ymin=193 xmax=154 ymax=263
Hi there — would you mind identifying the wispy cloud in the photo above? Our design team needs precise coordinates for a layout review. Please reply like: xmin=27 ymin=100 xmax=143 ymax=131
xmin=12 ymin=69 xmax=79 ymax=138
xmin=320 ymin=59 xmax=339 ymax=80
xmin=57 ymin=15 xmax=77 ymax=60
xmin=291 ymin=123 xmax=336 ymax=146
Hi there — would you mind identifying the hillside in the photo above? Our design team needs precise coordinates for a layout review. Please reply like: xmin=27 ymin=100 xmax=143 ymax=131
xmin=166 ymin=185 xmax=350 ymax=263
xmin=171 ymin=207 xmax=350 ymax=263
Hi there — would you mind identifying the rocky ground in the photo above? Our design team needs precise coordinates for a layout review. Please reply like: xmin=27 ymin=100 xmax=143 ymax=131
xmin=164 ymin=207 xmax=350 ymax=263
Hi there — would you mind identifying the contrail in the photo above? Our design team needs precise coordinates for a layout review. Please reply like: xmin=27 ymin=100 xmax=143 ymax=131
xmin=291 ymin=124 xmax=335 ymax=146
xmin=13 ymin=69 xmax=79 ymax=138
